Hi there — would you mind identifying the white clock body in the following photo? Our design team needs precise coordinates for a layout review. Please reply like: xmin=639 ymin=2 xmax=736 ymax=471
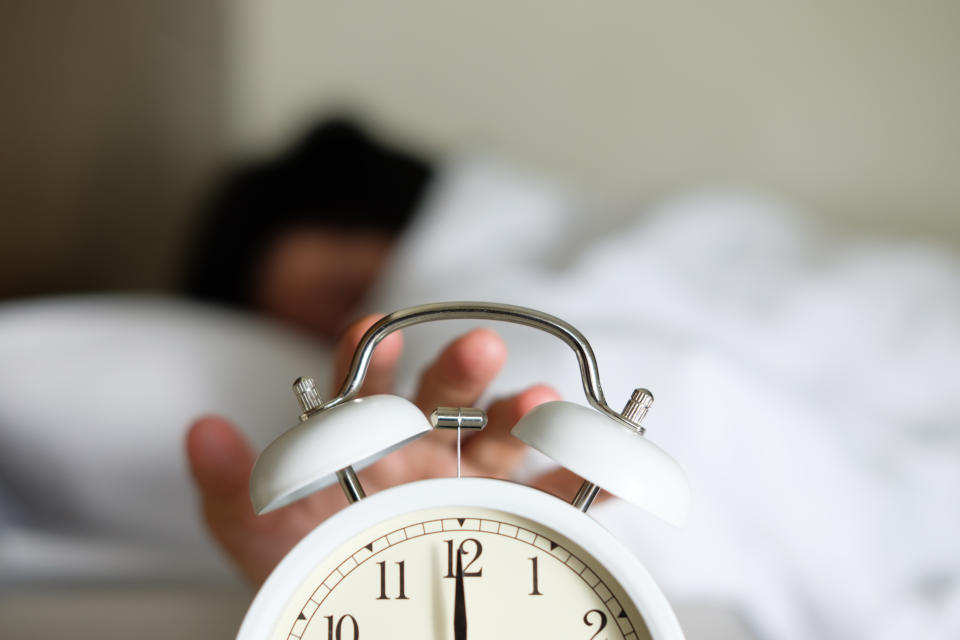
xmin=237 ymin=477 xmax=684 ymax=640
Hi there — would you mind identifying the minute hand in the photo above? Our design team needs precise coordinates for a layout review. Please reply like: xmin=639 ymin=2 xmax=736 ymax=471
xmin=454 ymin=549 xmax=467 ymax=640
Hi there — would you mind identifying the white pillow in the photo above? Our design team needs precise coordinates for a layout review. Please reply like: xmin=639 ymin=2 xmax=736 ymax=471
xmin=0 ymin=295 xmax=331 ymax=580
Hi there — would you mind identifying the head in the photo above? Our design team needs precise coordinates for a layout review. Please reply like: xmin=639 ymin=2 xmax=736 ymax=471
xmin=185 ymin=118 xmax=434 ymax=340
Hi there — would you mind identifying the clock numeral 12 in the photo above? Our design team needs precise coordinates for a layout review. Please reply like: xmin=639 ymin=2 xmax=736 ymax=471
xmin=376 ymin=560 xmax=409 ymax=600
xmin=443 ymin=539 xmax=483 ymax=577
xmin=324 ymin=614 xmax=359 ymax=640
xmin=528 ymin=556 xmax=543 ymax=595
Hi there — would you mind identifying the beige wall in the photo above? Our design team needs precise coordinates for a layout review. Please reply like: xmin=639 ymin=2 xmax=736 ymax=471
xmin=0 ymin=1 xmax=223 ymax=297
xmin=225 ymin=1 xmax=960 ymax=242
xmin=2 ymin=2 xmax=957 ymax=298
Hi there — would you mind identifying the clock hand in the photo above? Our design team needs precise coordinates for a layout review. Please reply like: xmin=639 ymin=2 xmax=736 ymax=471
xmin=453 ymin=548 xmax=467 ymax=640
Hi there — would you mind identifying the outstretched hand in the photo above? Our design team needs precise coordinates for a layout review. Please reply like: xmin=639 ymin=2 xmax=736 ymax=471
xmin=186 ymin=315 xmax=590 ymax=585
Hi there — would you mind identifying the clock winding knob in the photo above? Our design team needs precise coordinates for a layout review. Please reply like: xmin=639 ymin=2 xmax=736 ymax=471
xmin=293 ymin=376 xmax=323 ymax=420
xmin=619 ymin=388 xmax=654 ymax=435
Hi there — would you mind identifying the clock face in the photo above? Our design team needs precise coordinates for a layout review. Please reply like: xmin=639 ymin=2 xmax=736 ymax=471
xmin=266 ymin=505 xmax=652 ymax=640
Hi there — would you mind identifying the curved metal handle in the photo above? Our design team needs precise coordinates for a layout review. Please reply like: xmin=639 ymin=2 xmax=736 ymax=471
xmin=325 ymin=302 xmax=633 ymax=429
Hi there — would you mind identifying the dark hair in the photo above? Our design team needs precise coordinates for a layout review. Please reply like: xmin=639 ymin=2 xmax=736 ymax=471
xmin=183 ymin=117 xmax=434 ymax=306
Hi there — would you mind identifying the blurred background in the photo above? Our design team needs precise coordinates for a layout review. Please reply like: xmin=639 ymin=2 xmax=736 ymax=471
xmin=2 ymin=0 xmax=959 ymax=301
xmin=1 ymin=2 xmax=959 ymax=639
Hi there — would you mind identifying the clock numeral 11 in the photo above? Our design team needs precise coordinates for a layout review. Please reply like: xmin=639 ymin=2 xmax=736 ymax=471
xmin=376 ymin=560 xmax=408 ymax=600
xmin=324 ymin=614 xmax=359 ymax=640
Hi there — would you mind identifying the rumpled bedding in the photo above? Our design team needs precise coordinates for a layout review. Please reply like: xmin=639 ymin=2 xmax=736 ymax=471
xmin=367 ymin=157 xmax=960 ymax=640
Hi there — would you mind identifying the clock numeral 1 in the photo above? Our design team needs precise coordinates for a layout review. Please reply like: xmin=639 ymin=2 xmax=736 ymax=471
xmin=376 ymin=560 xmax=409 ymax=600
xmin=325 ymin=614 xmax=359 ymax=640
xmin=528 ymin=556 xmax=543 ymax=595
xmin=443 ymin=539 xmax=483 ymax=578
xmin=583 ymin=609 xmax=607 ymax=640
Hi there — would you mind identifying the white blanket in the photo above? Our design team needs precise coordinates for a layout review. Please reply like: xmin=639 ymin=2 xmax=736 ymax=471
xmin=367 ymin=157 xmax=960 ymax=640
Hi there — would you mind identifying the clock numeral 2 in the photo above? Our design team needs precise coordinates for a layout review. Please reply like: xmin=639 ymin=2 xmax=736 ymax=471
xmin=376 ymin=560 xmax=408 ymax=600
xmin=583 ymin=609 xmax=607 ymax=640
xmin=443 ymin=538 xmax=483 ymax=578
xmin=528 ymin=556 xmax=543 ymax=595
xmin=325 ymin=614 xmax=359 ymax=640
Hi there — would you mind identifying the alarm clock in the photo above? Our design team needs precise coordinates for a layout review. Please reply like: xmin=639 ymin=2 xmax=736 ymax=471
xmin=237 ymin=302 xmax=690 ymax=640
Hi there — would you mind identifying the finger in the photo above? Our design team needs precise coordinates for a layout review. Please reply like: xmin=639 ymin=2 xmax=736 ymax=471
xmin=332 ymin=314 xmax=404 ymax=397
xmin=186 ymin=415 xmax=256 ymax=506
xmin=186 ymin=416 xmax=286 ymax=583
xmin=413 ymin=328 xmax=506 ymax=415
xmin=463 ymin=385 xmax=560 ymax=477
xmin=530 ymin=468 xmax=612 ymax=505
xmin=187 ymin=416 xmax=351 ymax=586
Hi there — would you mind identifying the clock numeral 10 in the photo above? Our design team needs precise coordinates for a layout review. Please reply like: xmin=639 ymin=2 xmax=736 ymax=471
xmin=376 ymin=560 xmax=409 ymax=600
xmin=443 ymin=538 xmax=483 ymax=577
xmin=324 ymin=614 xmax=359 ymax=640
xmin=528 ymin=556 xmax=543 ymax=595
xmin=583 ymin=609 xmax=607 ymax=640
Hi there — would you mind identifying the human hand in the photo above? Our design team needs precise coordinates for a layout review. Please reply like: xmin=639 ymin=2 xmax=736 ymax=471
xmin=186 ymin=315 xmax=592 ymax=586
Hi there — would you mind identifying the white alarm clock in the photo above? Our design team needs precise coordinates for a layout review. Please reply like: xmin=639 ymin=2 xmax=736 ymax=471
xmin=237 ymin=302 xmax=690 ymax=640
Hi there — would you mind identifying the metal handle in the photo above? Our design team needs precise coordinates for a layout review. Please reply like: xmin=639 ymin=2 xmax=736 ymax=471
xmin=324 ymin=301 xmax=636 ymax=430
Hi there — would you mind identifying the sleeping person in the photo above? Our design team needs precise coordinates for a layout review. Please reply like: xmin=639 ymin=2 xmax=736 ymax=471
xmin=184 ymin=118 xmax=433 ymax=341
xmin=182 ymin=118 xmax=583 ymax=586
